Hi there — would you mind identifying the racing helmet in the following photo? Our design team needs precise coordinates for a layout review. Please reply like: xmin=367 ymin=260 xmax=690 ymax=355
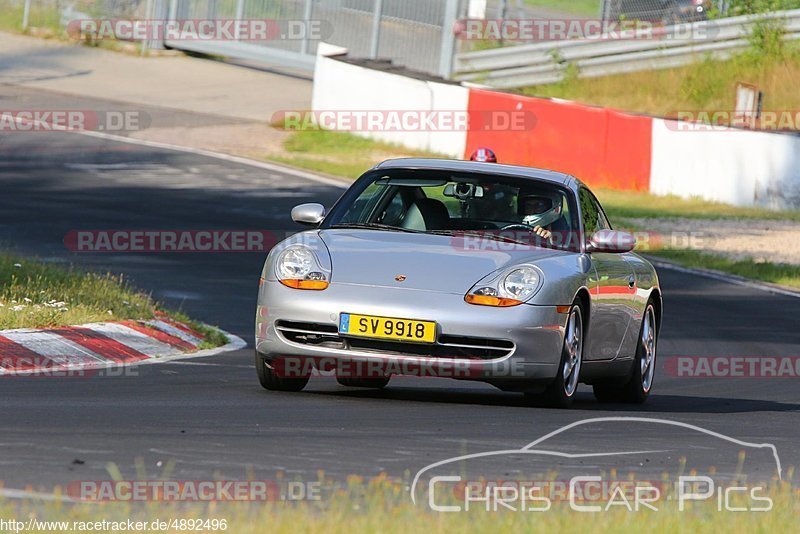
xmin=469 ymin=147 xmax=497 ymax=163
xmin=520 ymin=190 xmax=563 ymax=228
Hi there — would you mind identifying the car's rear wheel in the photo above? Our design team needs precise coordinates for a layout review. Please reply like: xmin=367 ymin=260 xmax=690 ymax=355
xmin=255 ymin=351 xmax=310 ymax=392
xmin=336 ymin=375 xmax=391 ymax=389
xmin=529 ymin=300 xmax=584 ymax=408
xmin=593 ymin=301 xmax=658 ymax=404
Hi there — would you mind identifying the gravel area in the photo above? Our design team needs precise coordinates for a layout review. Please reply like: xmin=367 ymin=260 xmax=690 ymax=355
xmin=619 ymin=218 xmax=800 ymax=266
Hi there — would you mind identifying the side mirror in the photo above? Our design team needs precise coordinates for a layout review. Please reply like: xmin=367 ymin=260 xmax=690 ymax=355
xmin=291 ymin=203 xmax=326 ymax=225
xmin=587 ymin=230 xmax=636 ymax=253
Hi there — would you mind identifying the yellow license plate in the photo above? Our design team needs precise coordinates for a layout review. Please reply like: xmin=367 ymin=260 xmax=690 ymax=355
xmin=339 ymin=313 xmax=437 ymax=344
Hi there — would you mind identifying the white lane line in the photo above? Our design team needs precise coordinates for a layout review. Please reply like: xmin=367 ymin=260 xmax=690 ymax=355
xmin=145 ymin=319 xmax=203 ymax=347
xmin=80 ymin=323 xmax=183 ymax=358
xmin=1 ymin=331 xmax=106 ymax=366
xmin=650 ymin=259 xmax=800 ymax=300
xmin=11 ymin=115 xmax=348 ymax=188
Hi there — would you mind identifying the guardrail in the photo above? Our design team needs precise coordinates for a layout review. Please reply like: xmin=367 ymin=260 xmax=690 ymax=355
xmin=453 ymin=9 xmax=800 ymax=88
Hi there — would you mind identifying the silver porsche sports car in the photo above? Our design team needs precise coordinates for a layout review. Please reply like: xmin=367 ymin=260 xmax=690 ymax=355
xmin=256 ymin=159 xmax=661 ymax=408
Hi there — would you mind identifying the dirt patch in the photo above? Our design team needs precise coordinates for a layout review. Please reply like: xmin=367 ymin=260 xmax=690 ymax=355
xmin=619 ymin=218 xmax=800 ymax=266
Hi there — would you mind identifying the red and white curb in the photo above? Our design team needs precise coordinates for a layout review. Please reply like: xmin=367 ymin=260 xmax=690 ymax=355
xmin=0 ymin=317 xmax=246 ymax=375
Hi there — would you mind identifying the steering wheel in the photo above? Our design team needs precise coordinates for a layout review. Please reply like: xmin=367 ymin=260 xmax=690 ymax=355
xmin=500 ymin=223 xmax=537 ymax=231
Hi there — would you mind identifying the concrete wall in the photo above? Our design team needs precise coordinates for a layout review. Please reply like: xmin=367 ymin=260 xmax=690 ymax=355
xmin=651 ymin=119 xmax=800 ymax=209
xmin=312 ymin=49 xmax=800 ymax=209
xmin=312 ymin=52 xmax=469 ymax=158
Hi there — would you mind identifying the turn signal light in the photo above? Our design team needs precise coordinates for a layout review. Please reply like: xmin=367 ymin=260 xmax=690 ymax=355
xmin=280 ymin=279 xmax=330 ymax=290
xmin=465 ymin=294 xmax=523 ymax=307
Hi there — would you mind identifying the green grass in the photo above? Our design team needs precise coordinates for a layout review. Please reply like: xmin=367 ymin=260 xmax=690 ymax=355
xmin=595 ymin=189 xmax=800 ymax=222
xmin=0 ymin=477 xmax=796 ymax=533
xmin=520 ymin=49 xmax=800 ymax=123
xmin=594 ymin=190 xmax=800 ymax=289
xmin=0 ymin=254 xmax=227 ymax=343
xmin=0 ymin=0 xmax=62 ymax=36
xmin=522 ymin=0 xmax=601 ymax=17
xmin=170 ymin=310 xmax=229 ymax=350
xmin=645 ymin=249 xmax=800 ymax=289
xmin=270 ymin=129 xmax=445 ymax=180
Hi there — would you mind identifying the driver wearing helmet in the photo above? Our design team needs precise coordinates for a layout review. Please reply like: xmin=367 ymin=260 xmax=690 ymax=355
xmin=520 ymin=191 xmax=564 ymax=241
xmin=469 ymin=147 xmax=497 ymax=163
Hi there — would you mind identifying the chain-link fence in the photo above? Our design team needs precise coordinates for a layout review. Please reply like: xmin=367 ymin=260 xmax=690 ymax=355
xmin=600 ymin=0 xmax=725 ymax=23
xmin=5 ymin=0 xmax=792 ymax=78
xmin=599 ymin=1 xmax=800 ymax=23
xmin=1 ymin=0 xmax=466 ymax=76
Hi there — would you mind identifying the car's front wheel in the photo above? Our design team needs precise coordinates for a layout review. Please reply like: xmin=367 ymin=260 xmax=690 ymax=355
xmin=594 ymin=301 xmax=658 ymax=404
xmin=255 ymin=351 xmax=310 ymax=392
xmin=529 ymin=300 xmax=584 ymax=408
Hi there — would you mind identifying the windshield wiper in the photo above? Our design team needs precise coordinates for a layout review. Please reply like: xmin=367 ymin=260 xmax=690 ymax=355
xmin=330 ymin=223 xmax=422 ymax=233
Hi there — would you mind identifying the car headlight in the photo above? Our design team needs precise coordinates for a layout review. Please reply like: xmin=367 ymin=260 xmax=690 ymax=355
xmin=465 ymin=266 xmax=542 ymax=307
xmin=276 ymin=246 xmax=330 ymax=290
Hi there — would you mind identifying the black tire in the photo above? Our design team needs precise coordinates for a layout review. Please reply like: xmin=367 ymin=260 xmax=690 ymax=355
xmin=529 ymin=300 xmax=585 ymax=409
xmin=255 ymin=352 xmax=310 ymax=392
xmin=336 ymin=376 xmax=391 ymax=389
xmin=593 ymin=301 xmax=658 ymax=404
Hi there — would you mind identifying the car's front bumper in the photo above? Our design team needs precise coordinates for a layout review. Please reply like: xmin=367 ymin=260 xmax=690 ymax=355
xmin=256 ymin=281 xmax=568 ymax=386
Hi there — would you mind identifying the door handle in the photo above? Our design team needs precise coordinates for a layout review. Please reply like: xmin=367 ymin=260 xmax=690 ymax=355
xmin=628 ymin=275 xmax=636 ymax=289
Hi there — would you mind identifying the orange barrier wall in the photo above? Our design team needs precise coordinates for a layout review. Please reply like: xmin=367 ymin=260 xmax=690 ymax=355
xmin=465 ymin=89 xmax=653 ymax=191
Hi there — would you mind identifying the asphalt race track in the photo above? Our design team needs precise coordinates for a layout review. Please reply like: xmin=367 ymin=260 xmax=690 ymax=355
xmin=1 ymin=104 xmax=799 ymax=492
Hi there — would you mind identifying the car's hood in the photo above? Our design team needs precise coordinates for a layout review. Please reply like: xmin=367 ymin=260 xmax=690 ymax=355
xmin=319 ymin=229 xmax=566 ymax=294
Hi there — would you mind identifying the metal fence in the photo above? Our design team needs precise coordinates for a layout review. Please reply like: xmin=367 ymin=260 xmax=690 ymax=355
xmin=166 ymin=0 xmax=465 ymax=75
xmin=600 ymin=0 xmax=717 ymax=23
xmin=454 ymin=8 xmax=800 ymax=88
xmin=6 ymin=0 xmax=466 ymax=76
xmin=7 ymin=0 xmax=789 ymax=81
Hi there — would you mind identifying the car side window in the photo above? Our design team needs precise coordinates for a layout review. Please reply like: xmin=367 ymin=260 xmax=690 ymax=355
xmin=579 ymin=188 xmax=611 ymax=239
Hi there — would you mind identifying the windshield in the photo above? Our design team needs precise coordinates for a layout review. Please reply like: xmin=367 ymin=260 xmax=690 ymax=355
xmin=323 ymin=169 xmax=580 ymax=252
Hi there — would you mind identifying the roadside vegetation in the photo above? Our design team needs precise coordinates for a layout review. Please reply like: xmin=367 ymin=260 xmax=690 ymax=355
xmin=271 ymin=128 xmax=445 ymax=180
xmin=522 ymin=0 xmax=601 ymax=17
xmin=0 ymin=0 xmax=151 ymax=54
xmin=520 ymin=1 xmax=800 ymax=127
xmin=596 ymin=190 xmax=800 ymax=289
xmin=0 ymin=476 xmax=796 ymax=533
xmin=644 ymin=248 xmax=800 ymax=289
xmin=520 ymin=51 xmax=800 ymax=122
xmin=595 ymin=188 xmax=800 ymax=221
xmin=0 ymin=0 xmax=60 ymax=37
xmin=0 ymin=253 xmax=226 ymax=345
